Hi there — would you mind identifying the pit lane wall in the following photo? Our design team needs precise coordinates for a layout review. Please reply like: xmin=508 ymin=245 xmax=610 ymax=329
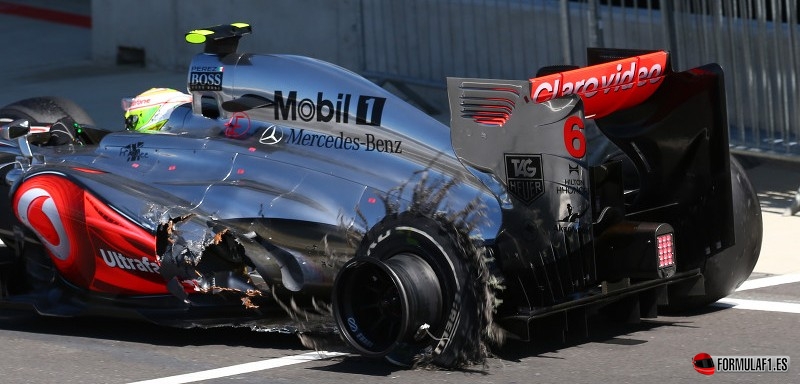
xmin=90 ymin=0 xmax=363 ymax=72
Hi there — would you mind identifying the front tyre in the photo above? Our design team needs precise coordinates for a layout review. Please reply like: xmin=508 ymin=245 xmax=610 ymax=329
xmin=0 ymin=96 xmax=103 ymax=145
xmin=332 ymin=214 xmax=483 ymax=367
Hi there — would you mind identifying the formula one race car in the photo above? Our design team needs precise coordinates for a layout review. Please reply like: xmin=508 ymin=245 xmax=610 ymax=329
xmin=0 ymin=23 xmax=761 ymax=367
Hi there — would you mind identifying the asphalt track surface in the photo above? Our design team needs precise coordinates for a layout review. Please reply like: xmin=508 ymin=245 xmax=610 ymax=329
xmin=0 ymin=276 xmax=797 ymax=383
xmin=1 ymin=6 xmax=799 ymax=384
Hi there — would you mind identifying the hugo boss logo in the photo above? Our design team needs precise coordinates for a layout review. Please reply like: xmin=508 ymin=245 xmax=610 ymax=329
xmin=188 ymin=65 xmax=224 ymax=91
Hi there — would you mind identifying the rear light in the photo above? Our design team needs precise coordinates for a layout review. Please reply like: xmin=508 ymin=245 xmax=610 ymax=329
xmin=656 ymin=233 xmax=675 ymax=268
xmin=595 ymin=221 xmax=676 ymax=280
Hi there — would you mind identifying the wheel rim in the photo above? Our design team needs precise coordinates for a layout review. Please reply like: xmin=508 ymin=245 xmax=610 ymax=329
xmin=333 ymin=253 xmax=443 ymax=357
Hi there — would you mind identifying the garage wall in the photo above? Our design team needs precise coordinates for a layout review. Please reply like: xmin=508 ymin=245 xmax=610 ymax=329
xmin=91 ymin=0 xmax=363 ymax=72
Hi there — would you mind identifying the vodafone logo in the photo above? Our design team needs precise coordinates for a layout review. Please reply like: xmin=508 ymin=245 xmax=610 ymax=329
xmin=129 ymin=98 xmax=151 ymax=108
xmin=15 ymin=187 xmax=71 ymax=261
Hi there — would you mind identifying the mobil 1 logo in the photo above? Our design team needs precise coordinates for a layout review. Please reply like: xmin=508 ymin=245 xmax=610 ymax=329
xmin=274 ymin=91 xmax=386 ymax=126
xmin=504 ymin=154 xmax=544 ymax=205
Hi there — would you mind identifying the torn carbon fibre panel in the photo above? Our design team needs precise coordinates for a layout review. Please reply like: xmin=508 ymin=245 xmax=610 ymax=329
xmin=156 ymin=213 xmax=266 ymax=305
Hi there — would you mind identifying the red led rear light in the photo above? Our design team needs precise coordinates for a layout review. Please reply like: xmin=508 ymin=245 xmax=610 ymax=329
xmin=657 ymin=233 xmax=675 ymax=268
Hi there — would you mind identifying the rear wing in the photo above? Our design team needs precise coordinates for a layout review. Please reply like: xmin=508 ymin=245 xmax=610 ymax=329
xmin=449 ymin=48 xmax=734 ymax=272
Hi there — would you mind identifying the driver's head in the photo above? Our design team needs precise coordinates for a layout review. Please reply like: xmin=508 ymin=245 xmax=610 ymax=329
xmin=123 ymin=88 xmax=191 ymax=132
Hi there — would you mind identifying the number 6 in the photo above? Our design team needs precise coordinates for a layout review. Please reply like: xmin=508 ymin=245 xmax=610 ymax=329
xmin=563 ymin=115 xmax=586 ymax=158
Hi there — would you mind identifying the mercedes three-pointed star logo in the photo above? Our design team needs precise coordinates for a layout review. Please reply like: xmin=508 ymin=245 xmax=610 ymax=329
xmin=259 ymin=125 xmax=283 ymax=145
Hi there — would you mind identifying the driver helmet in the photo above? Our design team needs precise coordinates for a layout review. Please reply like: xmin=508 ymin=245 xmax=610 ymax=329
xmin=123 ymin=88 xmax=192 ymax=132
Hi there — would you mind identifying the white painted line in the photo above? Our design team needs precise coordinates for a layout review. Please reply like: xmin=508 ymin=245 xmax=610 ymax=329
xmin=736 ymin=273 xmax=800 ymax=292
xmin=116 ymin=274 xmax=800 ymax=384
xmin=713 ymin=298 xmax=800 ymax=314
xmin=127 ymin=350 xmax=348 ymax=384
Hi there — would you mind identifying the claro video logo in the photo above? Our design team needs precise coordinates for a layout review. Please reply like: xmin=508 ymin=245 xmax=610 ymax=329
xmin=692 ymin=352 xmax=790 ymax=375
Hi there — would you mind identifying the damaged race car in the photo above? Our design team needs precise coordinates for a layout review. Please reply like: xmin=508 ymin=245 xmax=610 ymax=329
xmin=0 ymin=23 xmax=761 ymax=367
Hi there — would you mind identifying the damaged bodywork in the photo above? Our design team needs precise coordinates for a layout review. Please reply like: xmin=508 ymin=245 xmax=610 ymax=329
xmin=0 ymin=23 xmax=761 ymax=368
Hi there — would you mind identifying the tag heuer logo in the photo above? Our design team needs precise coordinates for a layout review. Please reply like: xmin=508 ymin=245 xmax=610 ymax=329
xmin=505 ymin=154 xmax=544 ymax=205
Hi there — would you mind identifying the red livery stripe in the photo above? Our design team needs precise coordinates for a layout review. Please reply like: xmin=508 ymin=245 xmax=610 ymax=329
xmin=0 ymin=1 xmax=91 ymax=28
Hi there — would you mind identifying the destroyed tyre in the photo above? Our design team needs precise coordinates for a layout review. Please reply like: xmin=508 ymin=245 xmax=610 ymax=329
xmin=664 ymin=155 xmax=762 ymax=310
xmin=332 ymin=214 xmax=483 ymax=367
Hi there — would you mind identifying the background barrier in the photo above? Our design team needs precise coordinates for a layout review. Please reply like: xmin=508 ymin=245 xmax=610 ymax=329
xmin=93 ymin=0 xmax=800 ymax=158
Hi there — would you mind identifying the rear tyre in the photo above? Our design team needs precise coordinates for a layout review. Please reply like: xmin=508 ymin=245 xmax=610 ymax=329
xmin=332 ymin=214 xmax=482 ymax=367
xmin=664 ymin=155 xmax=762 ymax=310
